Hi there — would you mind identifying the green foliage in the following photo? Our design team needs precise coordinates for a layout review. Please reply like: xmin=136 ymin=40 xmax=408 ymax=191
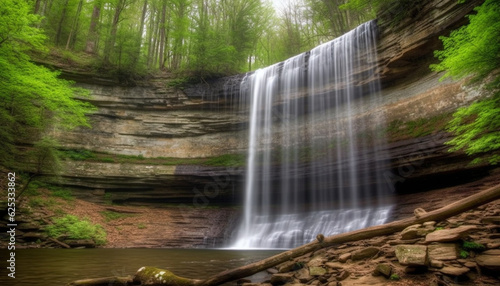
xmin=100 ymin=211 xmax=135 ymax=222
xmin=0 ymin=0 xmax=94 ymax=174
xmin=29 ymin=137 xmax=62 ymax=175
xmin=51 ymin=187 xmax=74 ymax=201
xmin=166 ymin=77 xmax=194 ymax=89
xmin=445 ymin=93 xmax=500 ymax=164
xmin=46 ymin=215 xmax=107 ymax=245
xmin=462 ymin=241 xmax=486 ymax=251
xmin=294 ymin=262 xmax=305 ymax=270
xmin=29 ymin=197 xmax=57 ymax=208
xmin=203 ymin=154 xmax=246 ymax=167
xmin=389 ymin=274 xmax=401 ymax=281
xmin=99 ymin=157 xmax=115 ymax=163
xmin=431 ymin=0 xmax=500 ymax=164
xmin=138 ymin=223 xmax=147 ymax=229
xmin=60 ymin=149 xmax=96 ymax=161
xmin=459 ymin=250 xmax=469 ymax=259
xmin=340 ymin=0 xmax=421 ymax=26
xmin=431 ymin=0 xmax=500 ymax=82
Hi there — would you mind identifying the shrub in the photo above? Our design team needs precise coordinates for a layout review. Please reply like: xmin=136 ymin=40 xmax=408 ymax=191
xmin=60 ymin=149 xmax=96 ymax=161
xmin=100 ymin=211 xmax=135 ymax=222
xmin=46 ymin=215 xmax=107 ymax=245
xmin=390 ymin=274 xmax=401 ymax=281
xmin=462 ymin=241 xmax=486 ymax=251
xmin=51 ymin=187 xmax=74 ymax=201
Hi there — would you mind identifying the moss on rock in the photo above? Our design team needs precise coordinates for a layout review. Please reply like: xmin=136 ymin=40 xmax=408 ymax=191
xmin=133 ymin=266 xmax=198 ymax=286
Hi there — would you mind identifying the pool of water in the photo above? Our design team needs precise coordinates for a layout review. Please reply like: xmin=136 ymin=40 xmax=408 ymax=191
xmin=0 ymin=248 xmax=282 ymax=286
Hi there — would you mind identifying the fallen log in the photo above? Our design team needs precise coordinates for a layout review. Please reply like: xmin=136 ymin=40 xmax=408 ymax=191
xmin=68 ymin=276 xmax=132 ymax=286
xmin=68 ymin=183 xmax=500 ymax=286
xmin=49 ymin=237 xmax=71 ymax=249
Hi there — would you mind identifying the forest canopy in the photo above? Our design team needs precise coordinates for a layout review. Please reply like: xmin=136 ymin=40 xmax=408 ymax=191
xmin=27 ymin=0 xmax=373 ymax=78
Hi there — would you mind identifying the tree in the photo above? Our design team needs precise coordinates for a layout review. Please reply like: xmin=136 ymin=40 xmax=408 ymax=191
xmin=85 ymin=0 xmax=102 ymax=54
xmin=103 ymin=0 xmax=130 ymax=64
xmin=0 ymin=0 xmax=94 ymax=189
xmin=169 ymin=0 xmax=191 ymax=70
xmin=65 ymin=0 xmax=84 ymax=50
xmin=430 ymin=0 xmax=500 ymax=164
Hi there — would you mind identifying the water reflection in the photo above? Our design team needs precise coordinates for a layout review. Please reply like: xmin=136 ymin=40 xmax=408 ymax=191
xmin=0 ymin=248 xmax=281 ymax=286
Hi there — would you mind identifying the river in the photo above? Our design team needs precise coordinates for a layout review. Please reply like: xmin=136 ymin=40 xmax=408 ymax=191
xmin=0 ymin=248 xmax=281 ymax=286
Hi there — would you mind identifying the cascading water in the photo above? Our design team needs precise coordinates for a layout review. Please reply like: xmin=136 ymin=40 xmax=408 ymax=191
xmin=232 ymin=21 xmax=392 ymax=249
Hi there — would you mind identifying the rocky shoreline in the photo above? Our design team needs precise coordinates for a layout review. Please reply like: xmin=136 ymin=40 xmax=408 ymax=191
xmin=254 ymin=202 xmax=500 ymax=286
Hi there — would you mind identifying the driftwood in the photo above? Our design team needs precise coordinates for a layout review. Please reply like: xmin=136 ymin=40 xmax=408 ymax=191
xmin=68 ymin=183 xmax=500 ymax=286
xmin=49 ymin=237 xmax=71 ymax=249
xmin=68 ymin=276 xmax=132 ymax=286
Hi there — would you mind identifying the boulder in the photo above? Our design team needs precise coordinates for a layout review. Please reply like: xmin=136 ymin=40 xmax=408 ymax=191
xmin=439 ymin=266 xmax=469 ymax=276
xmin=476 ymin=249 xmax=500 ymax=271
xmin=309 ymin=267 xmax=327 ymax=277
xmin=337 ymin=270 xmax=350 ymax=281
xmin=400 ymin=224 xmax=422 ymax=240
xmin=481 ymin=216 xmax=500 ymax=225
xmin=294 ymin=268 xmax=313 ymax=283
xmin=373 ymin=263 xmax=393 ymax=278
xmin=325 ymin=262 xmax=344 ymax=270
xmin=425 ymin=225 xmax=478 ymax=243
xmin=351 ymin=247 xmax=380 ymax=261
xmin=270 ymin=273 xmax=294 ymax=285
xmin=429 ymin=260 xmax=444 ymax=268
xmin=278 ymin=261 xmax=299 ymax=273
xmin=308 ymin=256 xmax=325 ymax=267
xmin=237 ymin=279 xmax=252 ymax=284
xmin=400 ymin=224 xmax=434 ymax=240
xmin=427 ymin=243 xmax=458 ymax=261
xmin=338 ymin=253 xmax=351 ymax=263
xmin=395 ymin=245 xmax=428 ymax=266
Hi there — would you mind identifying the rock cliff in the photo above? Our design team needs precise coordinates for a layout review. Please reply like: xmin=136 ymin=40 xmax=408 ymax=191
xmin=48 ymin=0 xmax=496 ymax=247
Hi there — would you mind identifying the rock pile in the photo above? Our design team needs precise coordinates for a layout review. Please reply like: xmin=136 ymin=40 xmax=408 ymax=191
xmin=246 ymin=201 xmax=500 ymax=286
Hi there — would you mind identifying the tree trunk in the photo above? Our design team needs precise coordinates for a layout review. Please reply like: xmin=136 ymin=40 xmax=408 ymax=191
xmin=131 ymin=0 xmax=148 ymax=67
xmin=158 ymin=0 xmax=167 ymax=70
xmin=65 ymin=0 xmax=84 ymax=50
xmin=103 ymin=0 xmax=127 ymax=64
xmin=146 ymin=4 xmax=157 ymax=68
xmin=68 ymin=183 xmax=500 ymax=286
xmin=55 ymin=0 xmax=70 ymax=46
xmin=85 ymin=2 xmax=101 ymax=54
xmin=34 ymin=0 xmax=42 ymax=14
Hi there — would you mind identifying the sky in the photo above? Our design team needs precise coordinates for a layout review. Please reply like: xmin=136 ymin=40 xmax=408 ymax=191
xmin=269 ymin=0 xmax=286 ymax=11
xmin=267 ymin=0 xmax=299 ymax=13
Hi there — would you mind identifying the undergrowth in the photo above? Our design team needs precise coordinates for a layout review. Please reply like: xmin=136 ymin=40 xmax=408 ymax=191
xmin=46 ymin=215 xmax=107 ymax=245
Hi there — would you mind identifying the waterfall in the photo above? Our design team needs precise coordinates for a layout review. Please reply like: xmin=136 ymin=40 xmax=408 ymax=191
xmin=232 ymin=21 xmax=392 ymax=249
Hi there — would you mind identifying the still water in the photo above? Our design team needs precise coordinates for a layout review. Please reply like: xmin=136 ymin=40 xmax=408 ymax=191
xmin=0 ymin=248 xmax=281 ymax=286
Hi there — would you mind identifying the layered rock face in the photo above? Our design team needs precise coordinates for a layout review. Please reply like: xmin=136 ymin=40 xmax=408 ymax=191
xmin=55 ymin=0 xmax=490 ymax=206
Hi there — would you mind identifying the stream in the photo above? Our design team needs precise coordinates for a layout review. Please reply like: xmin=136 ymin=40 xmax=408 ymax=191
xmin=0 ymin=248 xmax=281 ymax=286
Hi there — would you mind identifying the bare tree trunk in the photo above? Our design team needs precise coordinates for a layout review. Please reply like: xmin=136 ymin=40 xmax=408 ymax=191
xmin=146 ymin=4 xmax=157 ymax=68
xmin=158 ymin=0 xmax=167 ymax=70
xmin=69 ymin=183 xmax=500 ymax=286
xmin=131 ymin=0 xmax=148 ymax=67
xmin=55 ymin=0 xmax=70 ymax=45
xmin=34 ymin=0 xmax=42 ymax=14
xmin=152 ymin=10 xmax=160 ymax=68
xmin=103 ymin=0 xmax=127 ymax=64
xmin=85 ymin=2 xmax=101 ymax=54
xmin=65 ymin=0 xmax=84 ymax=50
